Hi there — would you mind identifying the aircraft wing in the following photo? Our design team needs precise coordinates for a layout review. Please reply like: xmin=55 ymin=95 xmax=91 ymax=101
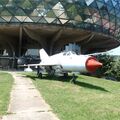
xmin=18 ymin=63 xmax=41 ymax=67
xmin=18 ymin=61 xmax=60 ymax=67
xmin=18 ymin=48 xmax=60 ymax=67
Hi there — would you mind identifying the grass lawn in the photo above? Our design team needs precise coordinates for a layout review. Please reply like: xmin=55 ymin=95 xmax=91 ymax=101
xmin=0 ymin=72 xmax=13 ymax=115
xmin=24 ymin=72 xmax=120 ymax=120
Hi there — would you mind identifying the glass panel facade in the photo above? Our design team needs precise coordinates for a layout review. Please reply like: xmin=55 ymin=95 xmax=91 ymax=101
xmin=0 ymin=0 xmax=119 ymax=40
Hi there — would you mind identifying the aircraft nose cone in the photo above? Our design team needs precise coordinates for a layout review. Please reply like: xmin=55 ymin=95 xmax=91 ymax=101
xmin=86 ymin=57 xmax=103 ymax=72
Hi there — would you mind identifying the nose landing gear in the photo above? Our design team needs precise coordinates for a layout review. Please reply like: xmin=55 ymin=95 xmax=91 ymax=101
xmin=70 ymin=73 xmax=77 ymax=84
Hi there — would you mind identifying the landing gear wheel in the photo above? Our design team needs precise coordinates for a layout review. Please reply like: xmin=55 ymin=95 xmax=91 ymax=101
xmin=64 ymin=73 xmax=68 ymax=78
xmin=38 ymin=73 xmax=42 ymax=79
xmin=70 ymin=73 xmax=76 ymax=84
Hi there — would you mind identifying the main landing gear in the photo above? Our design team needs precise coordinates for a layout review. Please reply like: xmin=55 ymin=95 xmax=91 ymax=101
xmin=64 ymin=72 xmax=77 ymax=84
xmin=37 ymin=66 xmax=42 ymax=79
xmin=37 ymin=72 xmax=42 ymax=79
xmin=63 ymin=73 xmax=68 ymax=78
xmin=70 ymin=73 xmax=77 ymax=84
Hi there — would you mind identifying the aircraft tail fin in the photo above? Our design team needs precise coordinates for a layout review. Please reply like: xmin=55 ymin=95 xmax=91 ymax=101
xmin=39 ymin=49 xmax=49 ymax=61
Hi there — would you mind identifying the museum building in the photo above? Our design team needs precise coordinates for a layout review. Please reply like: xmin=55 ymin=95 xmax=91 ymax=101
xmin=0 ymin=0 xmax=120 ymax=68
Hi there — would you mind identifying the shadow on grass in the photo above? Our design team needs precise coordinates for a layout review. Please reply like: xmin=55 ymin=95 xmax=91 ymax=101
xmin=25 ymin=75 xmax=38 ymax=81
xmin=75 ymin=81 xmax=108 ymax=92
xmin=25 ymin=74 xmax=109 ymax=92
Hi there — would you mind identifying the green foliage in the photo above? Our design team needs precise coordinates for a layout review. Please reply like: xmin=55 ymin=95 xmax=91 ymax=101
xmin=107 ymin=57 xmax=120 ymax=80
xmin=96 ymin=54 xmax=114 ymax=76
xmin=96 ymin=54 xmax=120 ymax=81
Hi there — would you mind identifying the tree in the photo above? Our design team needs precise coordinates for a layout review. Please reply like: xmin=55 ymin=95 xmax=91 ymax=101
xmin=95 ymin=54 xmax=114 ymax=77
xmin=96 ymin=54 xmax=120 ymax=81
xmin=107 ymin=57 xmax=120 ymax=81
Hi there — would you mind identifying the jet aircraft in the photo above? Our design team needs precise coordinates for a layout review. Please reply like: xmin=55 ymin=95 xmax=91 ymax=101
xmin=20 ymin=49 xmax=102 ymax=82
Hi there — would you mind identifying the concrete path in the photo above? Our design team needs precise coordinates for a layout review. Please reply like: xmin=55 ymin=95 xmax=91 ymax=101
xmin=2 ymin=72 xmax=59 ymax=120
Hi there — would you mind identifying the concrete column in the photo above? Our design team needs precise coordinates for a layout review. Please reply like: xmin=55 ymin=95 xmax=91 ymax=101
xmin=19 ymin=26 xmax=22 ymax=57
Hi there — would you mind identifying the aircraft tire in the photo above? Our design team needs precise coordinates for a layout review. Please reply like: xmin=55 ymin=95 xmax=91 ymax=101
xmin=38 ymin=73 xmax=42 ymax=79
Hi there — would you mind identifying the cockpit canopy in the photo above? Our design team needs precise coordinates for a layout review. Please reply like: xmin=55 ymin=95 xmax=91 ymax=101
xmin=63 ymin=51 xmax=77 ymax=56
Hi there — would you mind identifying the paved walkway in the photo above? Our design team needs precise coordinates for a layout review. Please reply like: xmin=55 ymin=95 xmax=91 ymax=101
xmin=2 ymin=72 xmax=59 ymax=120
